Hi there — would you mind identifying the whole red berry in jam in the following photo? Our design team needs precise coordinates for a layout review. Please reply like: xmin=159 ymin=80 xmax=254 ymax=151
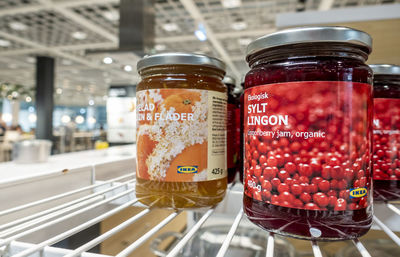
xmin=253 ymin=190 xmax=262 ymax=201
xmin=278 ymin=170 xmax=290 ymax=181
xmin=284 ymin=162 xmax=297 ymax=175
xmin=257 ymin=142 xmax=268 ymax=154
xmin=252 ymin=150 xmax=260 ymax=161
xmin=254 ymin=165 xmax=262 ymax=178
xmin=291 ymin=184 xmax=303 ymax=196
xmin=300 ymin=192 xmax=311 ymax=203
xmin=304 ymin=203 xmax=320 ymax=210
xmin=328 ymin=196 xmax=337 ymax=207
xmin=271 ymin=178 xmax=281 ymax=189
xmin=334 ymin=198 xmax=347 ymax=211
xmin=278 ymin=183 xmax=290 ymax=194
xmin=284 ymin=178 xmax=295 ymax=186
xmin=299 ymin=176 xmax=309 ymax=184
xmin=262 ymin=189 xmax=271 ymax=201
xmin=299 ymin=164 xmax=312 ymax=177
xmin=313 ymin=192 xmax=329 ymax=207
xmin=263 ymin=167 xmax=276 ymax=180
xmin=279 ymin=191 xmax=295 ymax=203
xmin=267 ymin=156 xmax=278 ymax=167
xmin=259 ymin=155 xmax=267 ymax=165
xmin=321 ymin=165 xmax=331 ymax=179
xmin=261 ymin=179 xmax=272 ymax=191
xmin=318 ymin=180 xmax=330 ymax=192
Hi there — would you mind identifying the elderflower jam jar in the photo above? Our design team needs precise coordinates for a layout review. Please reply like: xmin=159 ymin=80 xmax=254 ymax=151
xmin=243 ymin=27 xmax=373 ymax=240
xmin=371 ymin=64 xmax=400 ymax=201
xmin=136 ymin=53 xmax=228 ymax=209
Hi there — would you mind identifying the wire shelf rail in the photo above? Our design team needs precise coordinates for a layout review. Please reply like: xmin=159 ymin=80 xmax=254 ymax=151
xmin=1 ymin=170 xmax=400 ymax=257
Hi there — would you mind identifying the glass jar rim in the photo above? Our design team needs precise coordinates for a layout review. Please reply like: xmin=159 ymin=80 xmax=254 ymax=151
xmin=137 ymin=52 xmax=226 ymax=74
xmin=370 ymin=64 xmax=400 ymax=76
xmin=246 ymin=26 xmax=372 ymax=62
xmin=223 ymin=75 xmax=236 ymax=85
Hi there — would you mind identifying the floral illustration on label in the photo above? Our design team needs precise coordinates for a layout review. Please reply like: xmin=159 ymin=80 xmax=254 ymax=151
xmin=136 ymin=88 xmax=227 ymax=182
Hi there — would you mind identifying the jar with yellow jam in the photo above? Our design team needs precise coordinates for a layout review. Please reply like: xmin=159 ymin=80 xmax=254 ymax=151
xmin=136 ymin=53 xmax=228 ymax=209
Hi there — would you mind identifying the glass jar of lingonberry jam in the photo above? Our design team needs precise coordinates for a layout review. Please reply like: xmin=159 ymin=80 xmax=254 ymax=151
xmin=136 ymin=53 xmax=228 ymax=209
xmin=243 ymin=27 xmax=373 ymax=240
xmin=371 ymin=64 xmax=400 ymax=201
xmin=224 ymin=75 xmax=240 ymax=183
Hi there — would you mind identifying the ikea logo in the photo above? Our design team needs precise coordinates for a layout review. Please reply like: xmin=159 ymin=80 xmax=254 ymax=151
xmin=177 ymin=166 xmax=198 ymax=174
xmin=350 ymin=188 xmax=367 ymax=198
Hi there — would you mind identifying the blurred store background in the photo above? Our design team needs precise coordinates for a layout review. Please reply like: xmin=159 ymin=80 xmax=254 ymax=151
xmin=0 ymin=0 xmax=399 ymax=161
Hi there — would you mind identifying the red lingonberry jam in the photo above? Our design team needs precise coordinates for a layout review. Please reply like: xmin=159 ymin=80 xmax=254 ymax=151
xmin=225 ymin=76 xmax=240 ymax=183
xmin=243 ymin=27 xmax=373 ymax=241
xmin=371 ymin=65 xmax=400 ymax=201
xmin=240 ymin=82 xmax=245 ymax=184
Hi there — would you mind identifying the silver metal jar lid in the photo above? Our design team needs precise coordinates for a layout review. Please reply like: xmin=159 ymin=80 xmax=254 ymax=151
xmin=370 ymin=64 xmax=400 ymax=75
xmin=246 ymin=26 xmax=372 ymax=61
xmin=137 ymin=52 xmax=226 ymax=73
xmin=223 ymin=75 xmax=236 ymax=85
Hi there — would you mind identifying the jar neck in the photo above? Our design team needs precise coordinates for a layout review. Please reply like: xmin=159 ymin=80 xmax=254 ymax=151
xmin=139 ymin=65 xmax=225 ymax=80
xmin=247 ymin=43 xmax=370 ymax=68
xmin=374 ymin=75 xmax=400 ymax=86
xmin=373 ymin=75 xmax=400 ymax=98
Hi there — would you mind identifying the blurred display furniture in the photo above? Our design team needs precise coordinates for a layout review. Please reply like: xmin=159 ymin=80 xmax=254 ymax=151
xmin=0 ymin=131 xmax=35 ymax=162
xmin=0 ymin=131 xmax=20 ymax=162
xmin=54 ymin=131 xmax=95 ymax=154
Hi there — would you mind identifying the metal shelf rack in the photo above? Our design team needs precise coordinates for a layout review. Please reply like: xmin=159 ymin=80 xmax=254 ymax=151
xmin=1 ymin=169 xmax=400 ymax=257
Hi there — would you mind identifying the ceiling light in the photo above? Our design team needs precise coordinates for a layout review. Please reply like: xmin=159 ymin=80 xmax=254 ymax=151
xmin=103 ymin=57 xmax=113 ymax=64
xmin=195 ymin=23 xmax=207 ymax=42
xmin=61 ymin=115 xmax=71 ymax=124
xmin=88 ymin=117 xmax=97 ymax=124
xmin=71 ymin=31 xmax=87 ymax=40
xmin=231 ymin=20 xmax=247 ymax=30
xmin=155 ymin=44 xmax=166 ymax=51
xmin=56 ymin=88 xmax=63 ymax=94
xmin=28 ymin=106 xmax=35 ymax=112
xmin=80 ymin=108 xmax=86 ymax=114
xmin=11 ymin=91 xmax=19 ymax=98
xmin=89 ymin=99 xmax=95 ymax=106
xmin=2 ymin=113 xmax=12 ymax=123
xmin=9 ymin=21 xmax=27 ymax=31
xmin=75 ymin=115 xmax=85 ymax=124
xmin=163 ymin=23 xmax=179 ymax=32
xmin=0 ymin=39 xmax=11 ymax=47
xmin=123 ymin=65 xmax=133 ymax=72
xmin=25 ymin=96 xmax=32 ymax=102
xmin=28 ymin=113 xmax=37 ymax=123
xmin=221 ymin=0 xmax=241 ymax=8
xmin=238 ymin=37 xmax=252 ymax=46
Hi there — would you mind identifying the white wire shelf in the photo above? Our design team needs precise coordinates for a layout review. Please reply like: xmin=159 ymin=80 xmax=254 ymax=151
xmin=0 ymin=168 xmax=400 ymax=257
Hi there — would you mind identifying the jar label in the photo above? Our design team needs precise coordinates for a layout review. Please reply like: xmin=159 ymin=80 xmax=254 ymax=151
xmin=373 ymin=98 xmax=400 ymax=181
xmin=136 ymin=88 xmax=227 ymax=182
xmin=243 ymin=81 xmax=372 ymax=211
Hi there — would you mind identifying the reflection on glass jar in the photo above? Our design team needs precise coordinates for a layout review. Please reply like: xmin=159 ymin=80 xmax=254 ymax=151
xmin=371 ymin=64 xmax=400 ymax=201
